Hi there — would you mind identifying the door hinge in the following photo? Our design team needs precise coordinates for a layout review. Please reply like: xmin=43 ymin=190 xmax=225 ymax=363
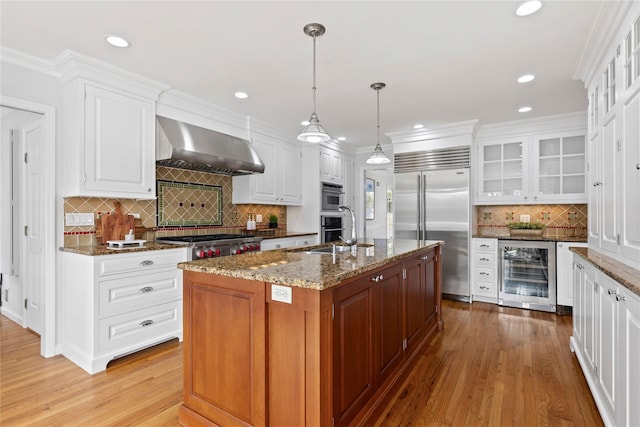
xmin=331 ymin=304 xmax=335 ymax=319
xmin=402 ymin=338 xmax=408 ymax=351
xmin=594 ymin=282 xmax=598 ymax=292
xmin=24 ymin=225 xmax=28 ymax=237
xmin=24 ymin=152 xmax=28 ymax=163
xmin=403 ymin=269 xmax=406 ymax=280
xmin=617 ymin=234 xmax=620 ymax=245
xmin=616 ymin=139 xmax=622 ymax=152
xmin=4 ymin=289 xmax=8 ymax=303
xmin=24 ymin=298 xmax=28 ymax=309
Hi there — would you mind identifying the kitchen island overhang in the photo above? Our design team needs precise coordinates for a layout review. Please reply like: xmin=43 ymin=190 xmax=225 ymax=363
xmin=178 ymin=238 xmax=444 ymax=427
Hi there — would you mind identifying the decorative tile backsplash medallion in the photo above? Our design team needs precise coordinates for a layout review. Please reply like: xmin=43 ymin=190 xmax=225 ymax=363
xmin=476 ymin=204 xmax=587 ymax=238
xmin=157 ymin=180 xmax=222 ymax=227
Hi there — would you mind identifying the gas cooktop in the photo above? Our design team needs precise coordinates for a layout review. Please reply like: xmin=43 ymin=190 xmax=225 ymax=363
xmin=159 ymin=234 xmax=250 ymax=243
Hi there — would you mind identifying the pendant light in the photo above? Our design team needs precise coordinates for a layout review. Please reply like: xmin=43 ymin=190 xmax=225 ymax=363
xmin=298 ymin=23 xmax=331 ymax=144
xmin=366 ymin=82 xmax=391 ymax=164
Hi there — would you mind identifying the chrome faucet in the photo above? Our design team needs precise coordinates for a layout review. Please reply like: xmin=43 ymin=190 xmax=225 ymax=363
xmin=338 ymin=205 xmax=357 ymax=249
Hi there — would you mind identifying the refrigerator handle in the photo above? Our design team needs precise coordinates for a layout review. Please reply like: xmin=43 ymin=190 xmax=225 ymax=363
xmin=422 ymin=174 xmax=427 ymax=241
xmin=417 ymin=174 xmax=422 ymax=241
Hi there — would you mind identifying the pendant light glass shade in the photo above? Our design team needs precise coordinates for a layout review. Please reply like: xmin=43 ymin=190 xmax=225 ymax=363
xmin=366 ymin=82 xmax=391 ymax=165
xmin=298 ymin=23 xmax=331 ymax=143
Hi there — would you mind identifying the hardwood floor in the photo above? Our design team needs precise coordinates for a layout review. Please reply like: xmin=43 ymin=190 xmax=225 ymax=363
xmin=1 ymin=300 xmax=602 ymax=426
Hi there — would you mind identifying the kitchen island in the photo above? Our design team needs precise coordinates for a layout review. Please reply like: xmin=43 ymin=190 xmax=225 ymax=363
xmin=177 ymin=239 xmax=443 ymax=427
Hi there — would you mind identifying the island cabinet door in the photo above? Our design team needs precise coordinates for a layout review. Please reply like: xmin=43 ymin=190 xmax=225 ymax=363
xmin=332 ymin=277 xmax=375 ymax=427
xmin=373 ymin=263 xmax=405 ymax=387
xmin=180 ymin=271 xmax=266 ymax=427
xmin=404 ymin=248 xmax=438 ymax=354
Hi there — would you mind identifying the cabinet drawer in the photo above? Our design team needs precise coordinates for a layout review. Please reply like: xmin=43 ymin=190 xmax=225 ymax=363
xmin=474 ymin=267 xmax=495 ymax=282
xmin=98 ymin=301 xmax=181 ymax=353
xmin=97 ymin=249 xmax=186 ymax=276
xmin=473 ymin=281 xmax=497 ymax=296
xmin=99 ymin=269 xmax=181 ymax=316
xmin=473 ymin=239 xmax=496 ymax=252
xmin=473 ymin=252 xmax=496 ymax=265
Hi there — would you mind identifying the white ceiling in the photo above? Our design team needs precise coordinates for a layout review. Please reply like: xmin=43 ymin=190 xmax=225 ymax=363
xmin=1 ymin=1 xmax=611 ymax=149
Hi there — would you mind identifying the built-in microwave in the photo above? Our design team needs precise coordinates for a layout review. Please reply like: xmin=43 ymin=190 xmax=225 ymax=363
xmin=321 ymin=183 xmax=343 ymax=211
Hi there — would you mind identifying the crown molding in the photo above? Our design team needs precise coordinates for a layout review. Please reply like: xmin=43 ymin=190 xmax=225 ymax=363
xmin=574 ymin=1 xmax=637 ymax=85
xmin=0 ymin=46 xmax=59 ymax=77
xmin=475 ymin=111 xmax=587 ymax=139
xmin=387 ymin=119 xmax=479 ymax=144
xmin=55 ymin=49 xmax=170 ymax=99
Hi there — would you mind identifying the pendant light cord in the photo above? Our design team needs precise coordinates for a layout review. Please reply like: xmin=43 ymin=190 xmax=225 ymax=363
xmin=312 ymin=33 xmax=317 ymax=115
xmin=376 ymin=88 xmax=381 ymax=148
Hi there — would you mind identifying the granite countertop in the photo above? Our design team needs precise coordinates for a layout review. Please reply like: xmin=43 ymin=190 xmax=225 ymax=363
xmin=257 ymin=230 xmax=318 ymax=240
xmin=60 ymin=242 xmax=185 ymax=256
xmin=571 ymin=247 xmax=640 ymax=298
xmin=179 ymin=239 xmax=443 ymax=291
xmin=473 ymin=234 xmax=587 ymax=243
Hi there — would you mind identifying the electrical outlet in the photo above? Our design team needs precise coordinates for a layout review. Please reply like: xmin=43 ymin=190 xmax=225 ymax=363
xmin=271 ymin=285 xmax=292 ymax=304
xmin=256 ymin=214 xmax=263 ymax=223
xmin=131 ymin=213 xmax=141 ymax=219
xmin=520 ymin=214 xmax=530 ymax=223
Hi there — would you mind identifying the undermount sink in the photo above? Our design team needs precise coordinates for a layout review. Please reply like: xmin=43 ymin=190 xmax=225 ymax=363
xmin=302 ymin=243 xmax=374 ymax=255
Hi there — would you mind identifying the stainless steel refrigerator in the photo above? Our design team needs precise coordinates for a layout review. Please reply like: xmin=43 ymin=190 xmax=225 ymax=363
xmin=394 ymin=147 xmax=470 ymax=300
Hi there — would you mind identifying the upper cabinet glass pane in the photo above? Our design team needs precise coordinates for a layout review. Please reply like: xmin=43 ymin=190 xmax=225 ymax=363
xmin=563 ymin=136 xmax=586 ymax=155
xmin=503 ymin=142 xmax=522 ymax=160
xmin=484 ymin=145 xmax=501 ymax=162
xmin=539 ymin=138 xmax=560 ymax=157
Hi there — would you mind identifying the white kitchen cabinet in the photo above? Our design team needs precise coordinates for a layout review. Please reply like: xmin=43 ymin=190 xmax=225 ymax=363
xmin=62 ymin=79 xmax=161 ymax=199
xmin=571 ymin=252 xmax=640 ymax=427
xmin=586 ymin=8 xmax=640 ymax=270
xmin=60 ymin=247 xmax=187 ymax=374
xmin=260 ymin=235 xmax=318 ymax=251
xmin=556 ymin=241 xmax=588 ymax=307
xmin=471 ymin=238 xmax=498 ymax=303
xmin=232 ymin=135 xmax=302 ymax=205
xmin=531 ymin=133 xmax=587 ymax=202
xmin=319 ymin=146 xmax=345 ymax=184
xmin=475 ymin=130 xmax=586 ymax=205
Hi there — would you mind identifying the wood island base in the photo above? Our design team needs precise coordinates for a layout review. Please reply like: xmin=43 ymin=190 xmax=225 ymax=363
xmin=179 ymin=244 xmax=442 ymax=427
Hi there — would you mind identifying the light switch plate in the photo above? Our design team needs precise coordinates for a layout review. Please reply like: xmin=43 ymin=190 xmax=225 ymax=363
xmin=256 ymin=214 xmax=262 ymax=223
xmin=271 ymin=285 xmax=292 ymax=304
xmin=520 ymin=214 xmax=530 ymax=223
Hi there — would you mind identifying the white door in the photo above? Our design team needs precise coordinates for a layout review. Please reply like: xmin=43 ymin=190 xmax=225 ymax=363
xmin=22 ymin=119 xmax=45 ymax=335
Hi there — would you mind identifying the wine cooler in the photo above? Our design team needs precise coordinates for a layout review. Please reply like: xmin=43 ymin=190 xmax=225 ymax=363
xmin=498 ymin=240 xmax=556 ymax=312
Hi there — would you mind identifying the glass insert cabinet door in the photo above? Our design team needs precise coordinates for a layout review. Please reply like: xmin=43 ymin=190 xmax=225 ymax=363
xmin=498 ymin=240 xmax=556 ymax=309
xmin=534 ymin=133 xmax=586 ymax=200
xmin=478 ymin=138 xmax=527 ymax=201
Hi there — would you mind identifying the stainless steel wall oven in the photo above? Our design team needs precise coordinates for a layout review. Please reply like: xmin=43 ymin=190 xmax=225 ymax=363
xmin=320 ymin=215 xmax=343 ymax=243
xmin=498 ymin=240 xmax=556 ymax=312
xmin=321 ymin=183 xmax=343 ymax=211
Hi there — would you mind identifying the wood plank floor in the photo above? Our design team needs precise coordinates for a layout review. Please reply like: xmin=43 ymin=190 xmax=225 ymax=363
xmin=1 ymin=300 xmax=602 ymax=426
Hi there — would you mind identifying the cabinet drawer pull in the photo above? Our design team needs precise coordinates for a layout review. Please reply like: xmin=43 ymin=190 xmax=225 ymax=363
xmin=138 ymin=286 xmax=154 ymax=293
xmin=479 ymin=286 xmax=490 ymax=290
xmin=479 ymin=272 xmax=490 ymax=276
xmin=139 ymin=319 xmax=154 ymax=328
xmin=576 ymin=263 xmax=584 ymax=270
xmin=479 ymin=257 xmax=490 ymax=262
xmin=479 ymin=244 xmax=490 ymax=248
xmin=371 ymin=274 xmax=384 ymax=282
xmin=139 ymin=260 xmax=154 ymax=267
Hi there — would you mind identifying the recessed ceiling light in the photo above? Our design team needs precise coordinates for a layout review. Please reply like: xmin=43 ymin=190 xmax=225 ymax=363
xmin=413 ymin=124 xmax=424 ymax=129
xmin=518 ymin=106 xmax=533 ymax=113
xmin=104 ymin=35 xmax=130 ymax=48
xmin=234 ymin=91 xmax=249 ymax=99
xmin=515 ymin=0 xmax=542 ymax=17
xmin=337 ymin=136 xmax=346 ymax=141
xmin=517 ymin=74 xmax=535 ymax=83
xmin=301 ymin=120 xmax=310 ymax=126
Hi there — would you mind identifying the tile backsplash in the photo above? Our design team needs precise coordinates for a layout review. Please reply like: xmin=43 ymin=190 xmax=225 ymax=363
xmin=475 ymin=204 xmax=587 ymax=238
xmin=63 ymin=166 xmax=286 ymax=246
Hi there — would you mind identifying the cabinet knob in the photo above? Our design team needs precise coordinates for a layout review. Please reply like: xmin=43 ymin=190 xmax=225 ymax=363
xmin=616 ymin=294 xmax=626 ymax=302
xmin=524 ymin=196 xmax=528 ymax=200
xmin=636 ymin=163 xmax=640 ymax=170
xmin=420 ymin=255 xmax=429 ymax=260
xmin=593 ymin=181 xmax=602 ymax=187
xmin=607 ymin=288 xmax=617 ymax=295
xmin=533 ymin=196 xmax=538 ymax=200
xmin=147 ymin=188 xmax=151 ymax=192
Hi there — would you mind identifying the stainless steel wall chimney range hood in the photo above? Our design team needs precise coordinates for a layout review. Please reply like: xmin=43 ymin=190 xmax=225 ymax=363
xmin=156 ymin=116 xmax=265 ymax=176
